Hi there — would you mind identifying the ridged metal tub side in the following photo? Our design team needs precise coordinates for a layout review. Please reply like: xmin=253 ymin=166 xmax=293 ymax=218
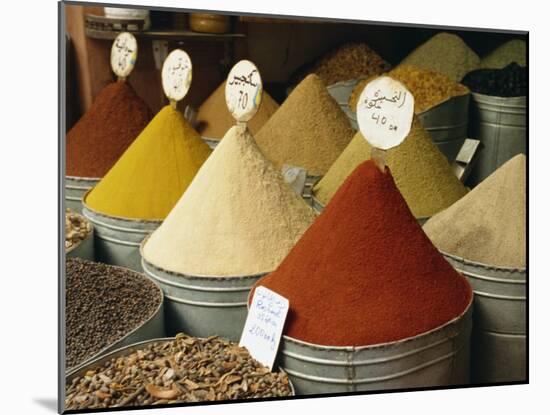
xmin=82 ymin=196 xmax=162 ymax=272
xmin=417 ymin=94 xmax=470 ymax=163
xmin=277 ymin=299 xmax=473 ymax=395
xmin=65 ymin=176 xmax=100 ymax=214
xmin=467 ymin=93 xmax=526 ymax=185
xmin=302 ymin=175 xmax=322 ymax=207
xmin=311 ymin=196 xmax=325 ymax=214
xmin=327 ymin=80 xmax=361 ymax=131
xmin=441 ymin=251 xmax=526 ymax=384
xmin=201 ymin=136 xmax=220 ymax=150
xmin=345 ymin=99 xmax=468 ymax=163
xmin=327 ymin=80 xmax=470 ymax=163
xmin=65 ymin=337 xmax=295 ymax=404
xmin=141 ymin=250 xmax=265 ymax=342
xmin=67 ymin=269 xmax=165 ymax=374
xmin=66 ymin=228 xmax=95 ymax=261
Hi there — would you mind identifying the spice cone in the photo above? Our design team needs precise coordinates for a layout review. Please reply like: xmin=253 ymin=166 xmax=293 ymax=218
xmin=399 ymin=32 xmax=480 ymax=82
xmin=255 ymin=74 xmax=354 ymax=176
xmin=481 ymin=39 xmax=526 ymax=69
xmin=423 ymin=154 xmax=526 ymax=268
xmin=313 ymin=118 xmax=467 ymax=218
xmin=66 ymin=81 xmax=152 ymax=178
xmin=196 ymin=81 xmax=279 ymax=140
xmin=292 ymin=42 xmax=391 ymax=86
xmin=85 ymin=105 xmax=212 ymax=220
xmin=142 ymin=125 xmax=316 ymax=277
xmin=255 ymin=160 xmax=472 ymax=347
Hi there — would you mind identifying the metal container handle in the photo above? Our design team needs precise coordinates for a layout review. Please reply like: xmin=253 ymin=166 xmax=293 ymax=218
xmin=452 ymin=138 xmax=481 ymax=183
xmin=184 ymin=105 xmax=198 ymax=128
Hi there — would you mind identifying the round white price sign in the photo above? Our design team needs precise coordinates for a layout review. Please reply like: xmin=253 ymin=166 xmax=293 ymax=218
xmin=356 ymin=76 xmax=414 ymax=150
xmin=110 ymin=32 xmax=138 ymax=78
xmin=162 ymin=49 xmax=192 ymax=102
xmin=225 ymin=60 xmax=263 ymax=122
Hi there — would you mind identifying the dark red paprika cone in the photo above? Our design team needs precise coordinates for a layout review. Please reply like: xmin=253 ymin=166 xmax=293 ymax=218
xmin=253 ymin=160 xmax=472 ymax=347
xmin=66 ymin=81 xmax=152 ymax=178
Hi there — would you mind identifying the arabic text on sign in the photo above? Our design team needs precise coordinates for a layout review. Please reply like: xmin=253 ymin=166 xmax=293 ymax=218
xmin=228 ymin=70 xmax=259 ymax=87
xmin=364 ymin=89 xmax=407 ymax=110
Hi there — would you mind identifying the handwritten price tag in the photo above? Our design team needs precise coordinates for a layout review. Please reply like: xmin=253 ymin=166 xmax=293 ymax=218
xmin=110 ymin=32 xmax=138 ymax=79
xmin=356 ymin=76 xmax=414 ymax=150
xmin=225 ymin=60 xmax=263 ymax=122
xmin=161 ymin=49 xmax=192 ymax=102
xmin=240 ymin=286 xmax=289 ymax=370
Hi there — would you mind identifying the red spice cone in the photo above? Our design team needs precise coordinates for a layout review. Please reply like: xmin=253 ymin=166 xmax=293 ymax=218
xmin=253 ymin=160 xmax=472 ymax=347
xmin=66 ymin=81 xmax=152 ymax=178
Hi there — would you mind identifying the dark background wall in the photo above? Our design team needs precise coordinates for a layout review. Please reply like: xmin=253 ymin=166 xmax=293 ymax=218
xmin=66 ymin=5 xmax=527 ymax=129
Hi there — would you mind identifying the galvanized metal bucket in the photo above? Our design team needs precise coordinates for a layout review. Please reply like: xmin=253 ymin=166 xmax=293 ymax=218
xmin=67 ymin=271 xmax=165 ymax=373
xmin=441 ymin=251 xmax=526 ymax=384
xmin=66 ymin=228 xmax=95 ymax=261
xmin=82 ymin=194 xmax=162 ymax=272
xmin=311 ymin=196 xmax=324 ymax=214
xmin=276 ymin=298 xmax=473 ymax=394
xmin=327 ymin=79 xmax=361 ymax=130
xmin=302 ymin=175 xmax=322 ymax=207
xmin=417 ymin=94 xmax=470 ymax=163
xmin=66 ymin=337 xmax=295 ymax=401
xmin=201 ymin=136 xmax=220 ymax=150
xmin=65 ymin=176 xmax=99 ymax=214
xmin=141 ymin=246 xmax=265 ymax=342
xmin=416 ymin=216 xmax=430 ymax=226
xmin=467 ymin=93 xmax=526 ymax=186
xmin=328 ymin=80 xmax=469 ymax=163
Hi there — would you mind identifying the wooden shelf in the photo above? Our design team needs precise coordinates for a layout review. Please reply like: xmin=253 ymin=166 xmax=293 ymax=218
xmin=139 ymin=30 xmax=245 ymax=41
xmin=85 ymin=14 xmax=245 ymax=41
xmin=239 ymin=15 xmax=327 ymax=24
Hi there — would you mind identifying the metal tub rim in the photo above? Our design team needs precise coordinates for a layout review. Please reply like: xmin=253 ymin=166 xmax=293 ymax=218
xmin=65 ymin=175 xmax=101 ymax=190
xmin=66 ymin=337 xmax=296 ymax=397
xmin=310 ymin=195 xmax=325 ymax=209
xmin=439 ymin=250 xmax=526 ymax=275
xmin=140 ymin=236 xmax=271 ymax=281
xmin=201 ymin=135 xmax=221 ymax=149
xmin=201 ymin=134 xmax=221 ymax=142
xmin=327 ymin=79 xmax=362 ymax=106
xmin=66 ymin=174 xmax=101 ymax=186
xmin=280 ymin=296 xmax=473 ymax=353
xmin=246 ymin=284 xmax=472 ymax=352
xmin=311 ymin=196 xmax=325 ymax=214
xmin=471 ymin=91 xmax=526 ymax=103
xmin=276 ymin=300 xmax=472 ymax=389
xmin=65 ymin=176 xmax=101 ymax=205
xmin=82 ymin=190 xmax=163 ymax=227
xmin=65 ymin=263 xmax=164 ymax=374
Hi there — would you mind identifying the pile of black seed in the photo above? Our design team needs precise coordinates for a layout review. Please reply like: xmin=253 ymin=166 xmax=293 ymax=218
xmin=462 ymin=63 xmax=527 ymax=97
xmin=65 ymin=258 xmax=162 ymax=370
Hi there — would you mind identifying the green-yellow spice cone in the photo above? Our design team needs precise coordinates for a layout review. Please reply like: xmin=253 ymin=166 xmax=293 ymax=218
xmin=313 ymin=118 xmax=467 ymax=219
